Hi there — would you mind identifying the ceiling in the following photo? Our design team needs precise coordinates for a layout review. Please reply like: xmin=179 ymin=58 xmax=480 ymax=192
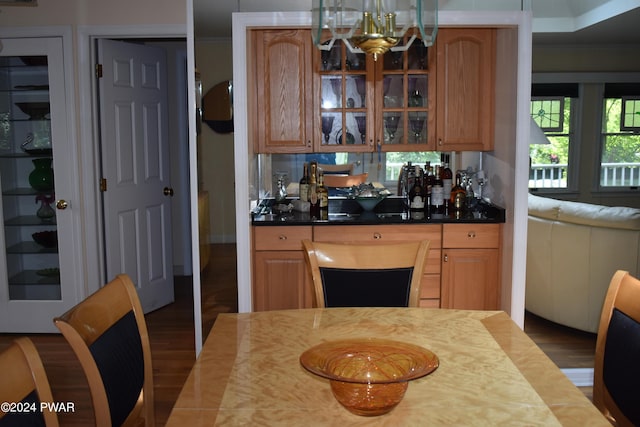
xmin=193 ymin=0 xmax=640 ymax=46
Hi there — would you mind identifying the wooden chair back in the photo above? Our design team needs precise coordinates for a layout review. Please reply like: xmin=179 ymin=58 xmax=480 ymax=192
xmin=0 ymin=337 xmax=59 ymax=427
xmin=322 ymin=173 xmax=368 ymax=188
xmin=302 ymin=239 xmax=430 ymax=308
xmin=53 ymin=274 xmax=154 ymax=427
xmin=594 ymin=270 xmax=640 ymax=427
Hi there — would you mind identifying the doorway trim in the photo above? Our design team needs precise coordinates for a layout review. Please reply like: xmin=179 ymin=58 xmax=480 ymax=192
xmin=77 ymin=24 xmax=188 ymax=296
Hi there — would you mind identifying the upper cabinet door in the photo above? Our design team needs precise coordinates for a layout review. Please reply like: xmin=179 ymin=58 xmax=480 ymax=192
xmin=253 ymin=29 xmax=313 ymax=153
xmin=436 ymin=28 xmax=496 ymax=151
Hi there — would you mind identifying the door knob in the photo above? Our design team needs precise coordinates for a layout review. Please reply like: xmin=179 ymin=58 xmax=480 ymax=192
xmin=56 ymin=200 xmax=68 ymax=210
xmin=164 ymin=187 xmax=174 ymax=197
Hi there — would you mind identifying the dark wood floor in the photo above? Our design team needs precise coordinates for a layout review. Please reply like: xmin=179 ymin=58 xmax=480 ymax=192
xmin=0 ymin=243 xmax=596 ymax=425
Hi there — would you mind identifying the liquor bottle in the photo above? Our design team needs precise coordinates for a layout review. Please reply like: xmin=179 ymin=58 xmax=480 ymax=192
xmin=450 ymin=172 xmax=466 ymax=211
xmin=317 ymin=169 xmax=329 ymax=214
xmin=431 ymin=165 xmax=444 ymax=214
xmin=424 ymin=162 xmax=434 ymax=198
xmin=309 ymin=161 xmax=320 ymax=219
xmin=299 ymin=162 xmax=310 ymax=202
xmin=441 ymin=153 xmax=453 ymax=203
xmin=409 ymin=165 xmax=424 ymax=210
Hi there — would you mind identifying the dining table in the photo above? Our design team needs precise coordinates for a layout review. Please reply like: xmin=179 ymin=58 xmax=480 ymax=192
xmin=165 ymin=307 xmax=609 ymax=426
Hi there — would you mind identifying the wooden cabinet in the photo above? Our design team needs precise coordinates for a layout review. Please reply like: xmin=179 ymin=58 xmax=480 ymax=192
xmin=436 ymin=28 xmax=496 ymax=151
xmin=252 ymin=222 xmax=503 ymax=311
xmin=252 ymin=226 xmax=314 ymax=311
xmin=252 ymin=29 xmax=314 ymax=153
xmin=252 ymin=27 xmax=496 ymax=154
xmin=313 ymin=224 xmax=442 ymax=307
xmin=441 ymin=224 xmax=500 ymax=310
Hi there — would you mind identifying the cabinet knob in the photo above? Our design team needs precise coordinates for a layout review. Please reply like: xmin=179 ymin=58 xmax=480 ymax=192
xmin=443 ymin=254 xmax=448 ymax=262
xmin=278 ymin=235 xmax=287 ymax=240
xmin=438 ymin=138 xmax=443 ymax=146
xmin=164 ymin=187 xmax=174 ymax=196
xmin=373 ymin=232 xmax=382 ymax=239
xmin=468 ymin=231 xmax=476 ymax=238
xmin=56 ymin=199 xmax=68 ymax=210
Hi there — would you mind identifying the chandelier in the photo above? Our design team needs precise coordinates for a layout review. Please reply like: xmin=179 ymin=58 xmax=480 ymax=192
xmin=312 ymin=0 xmax=438 ymax=60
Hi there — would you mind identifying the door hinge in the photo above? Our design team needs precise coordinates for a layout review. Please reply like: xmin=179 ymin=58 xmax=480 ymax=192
xmin=100 ymin=178 xmax=107 ymax=192
xmin=95 ymin=63 xmax=103 ymax=78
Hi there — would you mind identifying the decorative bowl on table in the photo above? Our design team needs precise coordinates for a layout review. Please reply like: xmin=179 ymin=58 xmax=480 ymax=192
xmin=300 ymin=338 xmax=439 ymax=416
xmin=32 ymin=230 xmax=58 ymax=248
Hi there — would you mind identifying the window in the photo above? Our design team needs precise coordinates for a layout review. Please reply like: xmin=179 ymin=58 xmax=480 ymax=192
xmin=600 ymin=84 xmax=640 ymax=189
xmin=529 ymin=84 xmax=578 ymax=190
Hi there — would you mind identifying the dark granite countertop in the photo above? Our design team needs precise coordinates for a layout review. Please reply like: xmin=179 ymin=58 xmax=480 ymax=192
xmin=252 ymin=196 xmax=506 ymax=226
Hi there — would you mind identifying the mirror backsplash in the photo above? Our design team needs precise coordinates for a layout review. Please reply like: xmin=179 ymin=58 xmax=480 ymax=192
xmin=257 ymin=151 xmax=479 ymax=200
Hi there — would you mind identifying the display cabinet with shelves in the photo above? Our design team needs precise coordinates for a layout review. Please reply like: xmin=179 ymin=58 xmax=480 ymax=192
xmin=314 ymin=35 xmax=436 ymax=153
xmin=0 ymin=55 xmax=59 ymax=301
xmin=0 ymin=35 xmax=81 ymax=332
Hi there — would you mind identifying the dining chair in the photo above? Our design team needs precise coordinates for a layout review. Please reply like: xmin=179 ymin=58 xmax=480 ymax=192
xmin=322 ymin=172 xmax=368 ymax=188
xmin=302 ymin=239 xmax=430 ymax=308
xmin=593 ymin=270 xmax=640 ymax=427
xmin=53 ymin=274 xmax=154 ymax=427
xmin=0 ymin=337 xmax=59 ymax=427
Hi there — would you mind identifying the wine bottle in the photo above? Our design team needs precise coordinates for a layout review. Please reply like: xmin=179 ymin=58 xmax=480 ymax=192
xmin=431 ymin=165 xmax=444 ymax=214
xmin=309 ymin=161 xmax=320 ymax=219
xmin=441 ymin=153 xmax=453 ymax=203
xmin=317 ymin=169 xmax=329 ymax=213
xmin=409 ymin=165 xmax=424 ymax=210
xmin=299 ymin=162 xmax=310 ymax=202
xmin=450 ymin=172 xmax=466 ymax=211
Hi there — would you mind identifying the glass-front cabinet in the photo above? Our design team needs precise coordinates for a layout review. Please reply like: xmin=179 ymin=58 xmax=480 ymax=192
xmin=316 ymin=34 xmax=436 ymax=153
xmin=0 ymin=36 xmax=80 ymax=333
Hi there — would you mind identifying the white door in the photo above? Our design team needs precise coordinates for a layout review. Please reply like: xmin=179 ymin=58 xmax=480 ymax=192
xmin=0 ymin=36 xmax=82 ymax=332
xmin=97 ymin=39 xmax=174 ymax=313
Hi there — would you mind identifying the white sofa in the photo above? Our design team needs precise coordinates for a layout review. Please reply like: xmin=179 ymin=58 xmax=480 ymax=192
xmin=526 ymin=193 xmax=640 ymax=333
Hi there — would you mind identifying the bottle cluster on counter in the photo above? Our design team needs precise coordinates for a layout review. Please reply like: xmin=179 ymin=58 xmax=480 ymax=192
xmin=401 ymin=154 xmax=473 ymax=219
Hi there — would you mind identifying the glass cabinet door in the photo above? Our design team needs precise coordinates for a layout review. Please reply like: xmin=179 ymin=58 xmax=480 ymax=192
xmin=377 ymin=36 xmax=436 ymax=151
xmin=317 ymin=39 xmax=374 ymax=152
xmin=0 ymin=36 xmax=78 ymax=332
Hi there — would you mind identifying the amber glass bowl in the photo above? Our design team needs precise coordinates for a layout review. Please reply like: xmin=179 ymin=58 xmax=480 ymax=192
xmin=300 ymin=338 xmax=439 ymax=416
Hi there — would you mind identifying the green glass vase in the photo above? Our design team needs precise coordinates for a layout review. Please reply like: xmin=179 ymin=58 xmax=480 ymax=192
xmin=29 ymin=158 xmax=54 ymax=192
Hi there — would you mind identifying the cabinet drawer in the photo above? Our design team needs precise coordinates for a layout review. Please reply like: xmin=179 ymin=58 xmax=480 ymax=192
xmin=442 ymin=224 xmax=500 ymax=248
xmin=253 ymin=226 xmax=312 ymax=251
xmin=314 ymin=224 xmax=441 ymax=247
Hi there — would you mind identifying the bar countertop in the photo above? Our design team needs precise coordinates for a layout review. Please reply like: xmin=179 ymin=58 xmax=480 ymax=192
xmin=252 ymin=196 xmax=506 ymax=226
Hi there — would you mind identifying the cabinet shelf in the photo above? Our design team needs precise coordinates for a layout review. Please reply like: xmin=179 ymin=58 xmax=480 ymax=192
xmin=2 ymin=187 xmax=43 ymax=196
xmin=6 ymin=241 xmax=57 ymax=254
xmin=4 ymin=215 xmax=56 ymax=226
xmin=8 ymin=269 xmax=60 ymax=286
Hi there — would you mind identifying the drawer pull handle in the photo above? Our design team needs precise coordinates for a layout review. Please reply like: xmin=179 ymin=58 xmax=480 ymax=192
xmin=278 ymin=235 xmax=287 ymax=240
xmin=468 ymin=231 xmax=476 ymax=238
xmin=373 ymin=232 xmax=382 ymax=240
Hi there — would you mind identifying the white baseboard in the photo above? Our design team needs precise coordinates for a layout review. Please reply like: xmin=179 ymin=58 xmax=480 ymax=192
xmin=561 ymin=368 xmax=594 ymax=387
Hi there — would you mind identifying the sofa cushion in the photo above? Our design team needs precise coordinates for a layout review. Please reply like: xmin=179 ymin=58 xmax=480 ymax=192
xmin=528 ymin=193 xmax=640 ymax=231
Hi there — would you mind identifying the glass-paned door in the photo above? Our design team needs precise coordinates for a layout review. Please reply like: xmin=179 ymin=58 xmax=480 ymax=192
xmin=0 ymin=36 xmax=78 ymax=332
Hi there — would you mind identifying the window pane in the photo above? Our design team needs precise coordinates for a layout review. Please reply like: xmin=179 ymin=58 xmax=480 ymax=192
xmin=601 ymin=98 xmax=640 ymax=188
xmin=529 ymin=97 xmax=571 ymax=189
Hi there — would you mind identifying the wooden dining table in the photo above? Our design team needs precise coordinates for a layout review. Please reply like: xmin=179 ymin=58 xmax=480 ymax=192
xmin=166 ymin=307 xmax=609 ymax=426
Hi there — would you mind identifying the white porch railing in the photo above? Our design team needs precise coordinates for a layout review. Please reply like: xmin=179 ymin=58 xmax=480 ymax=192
xmin=530 ymin=162 xmax=640 ymax=188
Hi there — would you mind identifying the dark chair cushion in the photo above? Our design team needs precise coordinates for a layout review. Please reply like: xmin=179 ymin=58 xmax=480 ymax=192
xmin=603 ymin=307 xmax=640 ymax=425
xmin=89 ymin=310 xmax=144 ymax=427
xmin=0 ymin=390 xmax=45 ymax=427
xmin=319 ymin=267 xmax=413 ymax=307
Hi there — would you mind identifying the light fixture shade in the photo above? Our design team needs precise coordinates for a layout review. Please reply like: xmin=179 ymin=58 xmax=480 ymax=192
xmin=530 ymin=117 xmax=551 ymax=145
xmin=312 ymin=0 xmax=438 ymax=57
